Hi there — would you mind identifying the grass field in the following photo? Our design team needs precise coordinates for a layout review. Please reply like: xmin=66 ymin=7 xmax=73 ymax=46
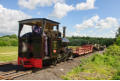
xmin=0 ymin=46 xmax=18 ymax=62
xmin=0 ymin=46 xmax=79 ymax=62
xmin=62 ymin=45 xmax=120 ymax=80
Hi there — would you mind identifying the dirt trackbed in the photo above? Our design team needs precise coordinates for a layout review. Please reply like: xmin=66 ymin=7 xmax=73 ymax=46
xmin=13 ymin=51 xmax=103 ymax=80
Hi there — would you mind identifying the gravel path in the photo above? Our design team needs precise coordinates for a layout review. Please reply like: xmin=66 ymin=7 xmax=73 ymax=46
xmin=14 ymin=51 xmax=103 ymax=80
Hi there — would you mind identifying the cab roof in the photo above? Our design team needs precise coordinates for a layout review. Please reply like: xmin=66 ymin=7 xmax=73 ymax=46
xmin=19 ymin=18 xmax=60 ymax=26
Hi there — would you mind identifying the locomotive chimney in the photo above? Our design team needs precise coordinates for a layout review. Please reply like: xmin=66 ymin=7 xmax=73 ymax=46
xmin=63 ymin=26 xmax=66 ymax=38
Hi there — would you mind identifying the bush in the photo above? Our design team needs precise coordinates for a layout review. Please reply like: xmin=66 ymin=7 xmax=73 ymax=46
xmin=105 ymin=45 xmax=120 ymax=56
xmin=113 ymin=71 xmax=120 ymax=80
xmin=63 ymin=44 xmax=120 ymax=80
xmin=0 ymin=34 xmax=18 ymax=46
xmin=10 ymin=39 xmax=18 ymax=46
xmin=116 ymin=36 xmax=120 ymax=46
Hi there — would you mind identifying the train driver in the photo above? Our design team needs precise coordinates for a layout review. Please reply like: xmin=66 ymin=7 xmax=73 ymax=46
xmin=32 ymin=25 xmax=42 ymax=35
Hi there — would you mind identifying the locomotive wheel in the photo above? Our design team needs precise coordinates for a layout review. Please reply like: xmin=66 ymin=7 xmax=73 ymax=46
xmin=63 ymin=50 xmax=71 ymax=61
xmin=52 ymin=58 xmax=57 ymax=66
xmin=68 ymin=54 xmax=73 ymax=60
xmin=57 ymin=54 xmax=62 ymax=63
xmin=63 ymin=57 xmax=67 ymax=62
xmin=62 ymin=54 xmax=67 ymax=62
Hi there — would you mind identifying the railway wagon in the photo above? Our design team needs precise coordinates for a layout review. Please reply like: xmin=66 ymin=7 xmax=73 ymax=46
xmin=18 ymin=18 xmax=72 ymax=68
xmin=72 ymin=45 xmax=93 ymax=56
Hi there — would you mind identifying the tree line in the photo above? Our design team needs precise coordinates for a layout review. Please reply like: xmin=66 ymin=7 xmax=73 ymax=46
xmin=0 ymin=34 xmax=116 ymax=47
xmin=67 ymin=36 xmax=115 ymax=47
xmin=0 ymin=34 xmax=18 ymax=46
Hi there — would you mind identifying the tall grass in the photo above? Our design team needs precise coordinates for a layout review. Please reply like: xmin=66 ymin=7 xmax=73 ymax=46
xmin=62 ymin=44 xmax=120 ymax=80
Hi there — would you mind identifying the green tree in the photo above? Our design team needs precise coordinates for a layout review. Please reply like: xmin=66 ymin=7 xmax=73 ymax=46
xmin=115 ymin=36 xmax=120 ymax=46
xmin=116 ymin=27 xmax=120 ymax=37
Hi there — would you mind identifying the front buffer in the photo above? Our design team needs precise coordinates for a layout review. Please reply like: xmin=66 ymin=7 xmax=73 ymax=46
xmin=18 ymin=57 xmax=42 ymax=68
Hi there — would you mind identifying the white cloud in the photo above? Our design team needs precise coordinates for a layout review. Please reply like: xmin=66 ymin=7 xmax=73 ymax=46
xmin=0 ymin=4 xmax=31 ymax=35
xmin=75 ymin=15 xmax=119 ymax=30
xmin=75 ymin=15 xmax=99 ymax=30
xmin=49 ymin=0 xmax=97 ymax=19
xmin=96 ymin=17 xmax=119 ymax=29
xmin=73 ymin=15 xmax=119 ymax=38
xmin=76 ymin=0 xmax=96 ymax=10
xmin=66 ymin=29 xmax=117 ymax=38
xmin=18 ymin=0 xmax=65 ymax=10
xmin=49 ymin=2 xmax=74 ymax=19
xmin=18 ymin=0 xmax=97 ymax=19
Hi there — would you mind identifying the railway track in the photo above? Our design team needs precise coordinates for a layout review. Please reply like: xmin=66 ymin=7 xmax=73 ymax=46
xmin=0 ymin=50 xmax=104 ymax=80
xmin=0 ymin=70 xmax=32 ymax=80
xmin=0 ymin=61 xmax=32 ymax=80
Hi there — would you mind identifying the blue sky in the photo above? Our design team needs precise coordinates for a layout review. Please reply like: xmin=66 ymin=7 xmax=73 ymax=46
xmin=0 ymin=0 xmax=120 ymax=38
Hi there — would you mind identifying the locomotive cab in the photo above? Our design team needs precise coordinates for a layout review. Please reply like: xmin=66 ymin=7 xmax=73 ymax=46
xmin=18 ymin=18 xmax=70 ymax=68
